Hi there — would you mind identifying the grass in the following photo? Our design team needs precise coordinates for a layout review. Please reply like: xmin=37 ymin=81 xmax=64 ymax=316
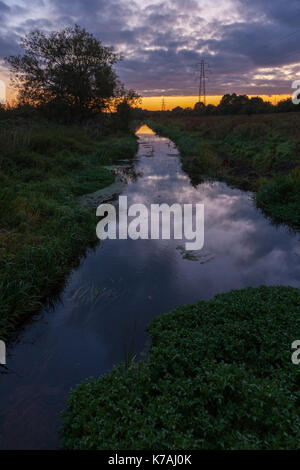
xmin=59 ymin=117 xmax=300 ymax=449
xmin=0 ymin=119 xmax=138 ymax=341
xmin=256 ymin=174 xmax=300 ymax=228
xmin=61 ymin=285 xmax=300 ymax=450
xmin=149 ymin=114 xmax=300 ymax=227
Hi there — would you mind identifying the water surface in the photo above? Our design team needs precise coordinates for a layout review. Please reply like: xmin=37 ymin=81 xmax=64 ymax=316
xmin=0 ymin=125 xmax=300 ymax=449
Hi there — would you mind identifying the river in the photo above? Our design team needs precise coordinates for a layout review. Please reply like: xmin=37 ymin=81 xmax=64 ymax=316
xmin=0 ymin=124 xmax=300 ymax=449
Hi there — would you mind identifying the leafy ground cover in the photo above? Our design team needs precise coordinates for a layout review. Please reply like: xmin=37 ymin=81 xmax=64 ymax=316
xmin=61 ymin=285 xmax=300 ymax=450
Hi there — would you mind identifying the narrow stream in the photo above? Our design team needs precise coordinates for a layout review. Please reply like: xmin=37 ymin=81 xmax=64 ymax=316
xmin=1 ymin=124 xmax=300 ymax=449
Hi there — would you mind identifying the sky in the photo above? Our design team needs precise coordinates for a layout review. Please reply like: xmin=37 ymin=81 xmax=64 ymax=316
xmin=0 ymin=0 xmax=299 ymax=109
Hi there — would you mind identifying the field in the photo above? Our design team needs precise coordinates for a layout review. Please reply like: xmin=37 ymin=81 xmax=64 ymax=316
xmin=149 ymin=112 xmax=300 ymax=228
xmin=0 ymin=117 xmax=138 ymax=341
xmin=2 ymin=111 xmax=300 ymax=450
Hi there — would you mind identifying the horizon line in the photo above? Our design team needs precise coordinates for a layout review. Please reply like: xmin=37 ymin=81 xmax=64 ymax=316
xmin=140 ymin=94 xmax=292 ymax=110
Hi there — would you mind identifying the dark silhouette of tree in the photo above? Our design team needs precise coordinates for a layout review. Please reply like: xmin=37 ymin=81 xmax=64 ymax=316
xmin=172 ymin=106 xmax=184 ymax=115
xmin=205 ymin=104 xmax=218 ymax=115
xmin=218 ymin=94 xmax=248 ymax=114
xmin=216 ymin=94 xmax=273 ymax=115
xmin=194 ymin=101 xmax=206 ymax=114
xmin=276 ymin=98 xmax=300 ymax=113
xmin=6 ymin=25 xmax=139 ymax=121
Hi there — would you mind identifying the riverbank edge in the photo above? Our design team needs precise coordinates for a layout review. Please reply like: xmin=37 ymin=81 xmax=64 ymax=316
xmin=61 ymin=285 xmax=300 ymax=450
xmin=147 ymin=119 xmax=300 ymax=230
xmin=147 ymin=120 xmax=258 ymax=189
xmin=0 ymin=132 xmax=138 ymax=343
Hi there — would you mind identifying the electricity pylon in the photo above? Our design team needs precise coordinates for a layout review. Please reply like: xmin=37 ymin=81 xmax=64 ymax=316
xmin=196 ymin=59 xmax=210 ymax=105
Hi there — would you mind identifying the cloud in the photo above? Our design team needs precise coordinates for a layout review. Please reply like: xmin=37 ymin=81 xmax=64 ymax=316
xmin=0 ymin=0 xmax=300 ymax=96
xmin=0 ymin=1 xmax=10 ymax=13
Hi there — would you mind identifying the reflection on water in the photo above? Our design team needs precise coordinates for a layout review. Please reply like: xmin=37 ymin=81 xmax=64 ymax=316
xmin=136 ymin=124 xmax=155 ymax=135
xmin=1 ymin=125 xmax=300 ymax=449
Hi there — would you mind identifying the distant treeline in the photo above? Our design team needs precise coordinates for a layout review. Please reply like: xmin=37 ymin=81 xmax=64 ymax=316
xmin=140 ymin=94 xmax=299 ymax=116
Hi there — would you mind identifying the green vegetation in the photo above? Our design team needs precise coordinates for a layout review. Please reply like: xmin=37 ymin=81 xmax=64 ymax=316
xmin=57 ymin=115 xmax=300 ymax=450
xmin=61 ymin=286 xmax=300 ymax=450
xmin=149 ymin=113 xmax=300 ymax=226
xmin=0 ymin=119 xmax=138 ymax=340
xmin=157 ymin=93 xmax=300 ymax=117
xmin=6 ymin=25 xmax=140 ymax=122
xmin=256 ymin=170 xmax=300 ymax=227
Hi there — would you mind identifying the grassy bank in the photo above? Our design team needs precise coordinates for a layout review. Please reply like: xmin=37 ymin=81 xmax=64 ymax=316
xmin=0 ymin=119 xmax=138 ymax=341
xmin=61 ymin=285 xmax=300 ymax=450
xmin=149 ymin=114 xmax=300 ymax=227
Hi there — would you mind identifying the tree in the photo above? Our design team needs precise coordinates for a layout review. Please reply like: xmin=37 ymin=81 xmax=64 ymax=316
xmin=276 ymin=98 xmax=299 ymax=113
xmin=6 ymin=25 xmax=137 ymax=120
xmin=218 ymin=94 xmax=249 ymax=114
xmin=114 ymin=101 xmax=132 ymax=131
xmin=194 ymin=101 xmax=205 ymax=114
xmin=205 ymin=104 xmax=217 ymax=115
xmin=172 ymin=106 xmax=184 ymax=115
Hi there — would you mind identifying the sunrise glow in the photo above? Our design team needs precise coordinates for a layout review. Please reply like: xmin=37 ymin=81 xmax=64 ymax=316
xmin=140 ymin=94 xmax=292 ymax=110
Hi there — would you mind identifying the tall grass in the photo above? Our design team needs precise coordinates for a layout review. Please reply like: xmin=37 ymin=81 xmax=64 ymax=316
xmin=149 ymin=113 xmax=300 ymax=221
xmin=0 ymin=119 xmax=138 ymax=340
xmin=256 ymin=169 xmax=300 ymax=227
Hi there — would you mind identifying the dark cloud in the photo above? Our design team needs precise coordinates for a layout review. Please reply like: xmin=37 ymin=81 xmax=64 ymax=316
xmin=0 ymin=1 xmax=10 ymax=13
xmin=0 ymin=0 xmax=299 ymax=96
xmin=0 ymin=33 xmax=21 ymax=57
xmin=238 ymin=0 xmax=300 ymax=26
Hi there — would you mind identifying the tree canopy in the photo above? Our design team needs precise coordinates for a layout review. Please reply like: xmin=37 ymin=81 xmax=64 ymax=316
xmin=6 ymin=25 xmax=139 ymax=120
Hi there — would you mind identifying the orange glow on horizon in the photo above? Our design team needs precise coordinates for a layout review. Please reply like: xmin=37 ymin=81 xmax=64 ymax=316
xmin=140 ymin=94 xmax=292 ymax=111
xmin=0 ymin=75 xmax=292 ymax=111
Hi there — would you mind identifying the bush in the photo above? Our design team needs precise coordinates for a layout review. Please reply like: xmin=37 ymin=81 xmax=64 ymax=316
xmin=256 ymin=170 xmax=300 ymax=226
xmin=61 ymin=286 xmax=300 ymax=450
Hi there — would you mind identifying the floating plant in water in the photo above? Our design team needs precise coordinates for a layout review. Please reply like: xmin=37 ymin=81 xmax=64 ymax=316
xmin=176 ymin=245 xmax=215 ymax=263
